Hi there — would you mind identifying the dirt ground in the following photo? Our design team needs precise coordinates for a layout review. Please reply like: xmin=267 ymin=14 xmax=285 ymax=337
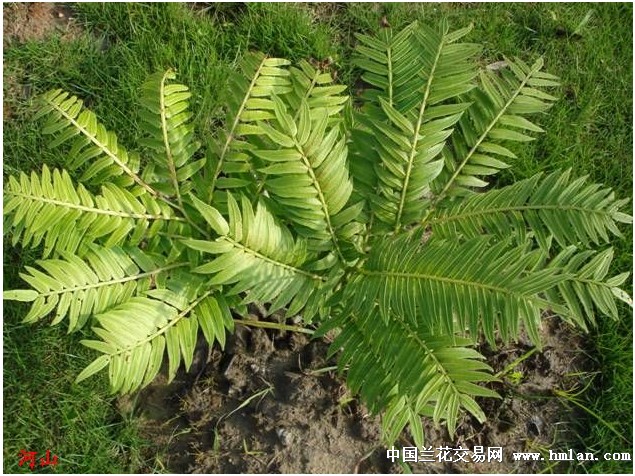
xmin=117 ymin=313 xmax=587 ymax=474
xmin=3 ymin=2 xmax=80 ymax=121
xmin=3 ymin=2 xmax=77 ymax=45
xmin=3 ymin=4 xmax=591 ymax=474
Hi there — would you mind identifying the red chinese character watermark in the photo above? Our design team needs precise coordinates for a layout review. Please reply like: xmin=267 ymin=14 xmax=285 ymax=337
xmin=40 ymin=449 xmax=59 ymax=468
xmin=18 ymin=449 xmax=58 ymax=470
xmin=18 ymin=450 xmax=37 ymax=470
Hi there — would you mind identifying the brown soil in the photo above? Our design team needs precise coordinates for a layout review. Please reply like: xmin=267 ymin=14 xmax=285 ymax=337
xmin=119 ymin=312 xmax=587 ymax=474
xmin=3 ymin=2 xmax=78 ymax=46
xmin=3 ymin=3 xmax=81 ymax=121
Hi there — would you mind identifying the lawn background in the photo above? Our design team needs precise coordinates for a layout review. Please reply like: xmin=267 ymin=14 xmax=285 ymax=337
xmin=3 ymin=2 xmax=632 ymax=473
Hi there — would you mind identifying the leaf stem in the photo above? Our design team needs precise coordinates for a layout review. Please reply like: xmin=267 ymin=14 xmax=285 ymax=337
xmin=33 ymin=263 xmax=189 ymax=298
xmin=210 ymin=56 xmax=268 ymax=200
xmin=234 ymin=318 xmax=314 ymax=335
xmin=8 ymin=191 xmax=185 ymax=221
xmin=158 ymin=70 xmax=184 ymax=211
xmin=429 ymin=204 xmax=619 ymax=225
xmin=223 ymin=237 xmax=325 ymax=282
xmin=294 ymin=142 xmax=346 ymax=263
xmin=394 ymin=34 xmax=445 ymax=233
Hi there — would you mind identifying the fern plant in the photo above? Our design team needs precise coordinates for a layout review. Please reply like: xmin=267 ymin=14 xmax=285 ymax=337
xmin=4 ymin=22 xmax=632 ymax=446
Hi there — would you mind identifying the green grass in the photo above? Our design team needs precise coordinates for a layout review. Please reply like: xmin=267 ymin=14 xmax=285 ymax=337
xmin=3 ymin=244 xmax=154 ymax=473
xmin=3 ymin=2 xmax=632 ymax=473
xmin=3 ymin=304 xmax=153 ymax=473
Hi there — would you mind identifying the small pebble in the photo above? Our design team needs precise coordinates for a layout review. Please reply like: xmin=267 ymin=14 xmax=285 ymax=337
xmin=276 ymin=427 xmax=293 ymax=446
xmin=527 ymin=414 xmax=544 ymax=436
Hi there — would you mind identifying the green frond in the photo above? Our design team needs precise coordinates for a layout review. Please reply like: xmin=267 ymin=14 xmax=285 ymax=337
xmin=145 ymin=272 xmax=234 ymax=381
xmin=194 ymin=294 xmax=235 ymax=351
xmin=353 ymin=21 xmax=424 ymax=111
xmin=433 ymin=57 xmax=559 ymax=199
xmin=251 ymin=95 xmax=359 ymax=259
xmin=350 ymin=233 xmax=568 ymax=345
xmin=209 ymin=52 xmax=292 ymax=199
xmin=430 ymin=170 xmax=632 ymax=249
xmin=36 ymin=89 xmax=156 ymax=195
xmin=4 ymin=166 xmax=181 ymax=257
xmin=138 ymin=69 xmax=203 ymax=203
xmin=79 ymin=296 xmax=180 ymax=393
xmin=78 ymin=288 xmax=233 ymax=393
xmin=185 ymin=193 xmax=326 ymax=320
xmin=319 ymin=308 xmax=497 ymax=441
xmin=542 ymin=246 xmax=632 ymax=330
xmin=353 ymin=22 xmax=480 ymax=232
xmin=354 ymin=21 xmax=478 ymax=116
xmin=3 ymin=245 xmax=185 ymax=332
xmin=286 ymin=59 xmax=348 ymax=119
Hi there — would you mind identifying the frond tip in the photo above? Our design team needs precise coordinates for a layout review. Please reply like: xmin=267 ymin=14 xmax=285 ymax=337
xmin=78 ymin=291 xmax=233 ymax=393
xmin=348 ymin=233 xmax=565 ymax=345
xmin=433 ymin=57 xmax=559 ymax=199
xmin=138 ymin=70 xmax=202 ymax=201
xmin=209 ymin=52 xmax=292 ymax=199
xmin=430 ymin=170 xmax=632 ymax=249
